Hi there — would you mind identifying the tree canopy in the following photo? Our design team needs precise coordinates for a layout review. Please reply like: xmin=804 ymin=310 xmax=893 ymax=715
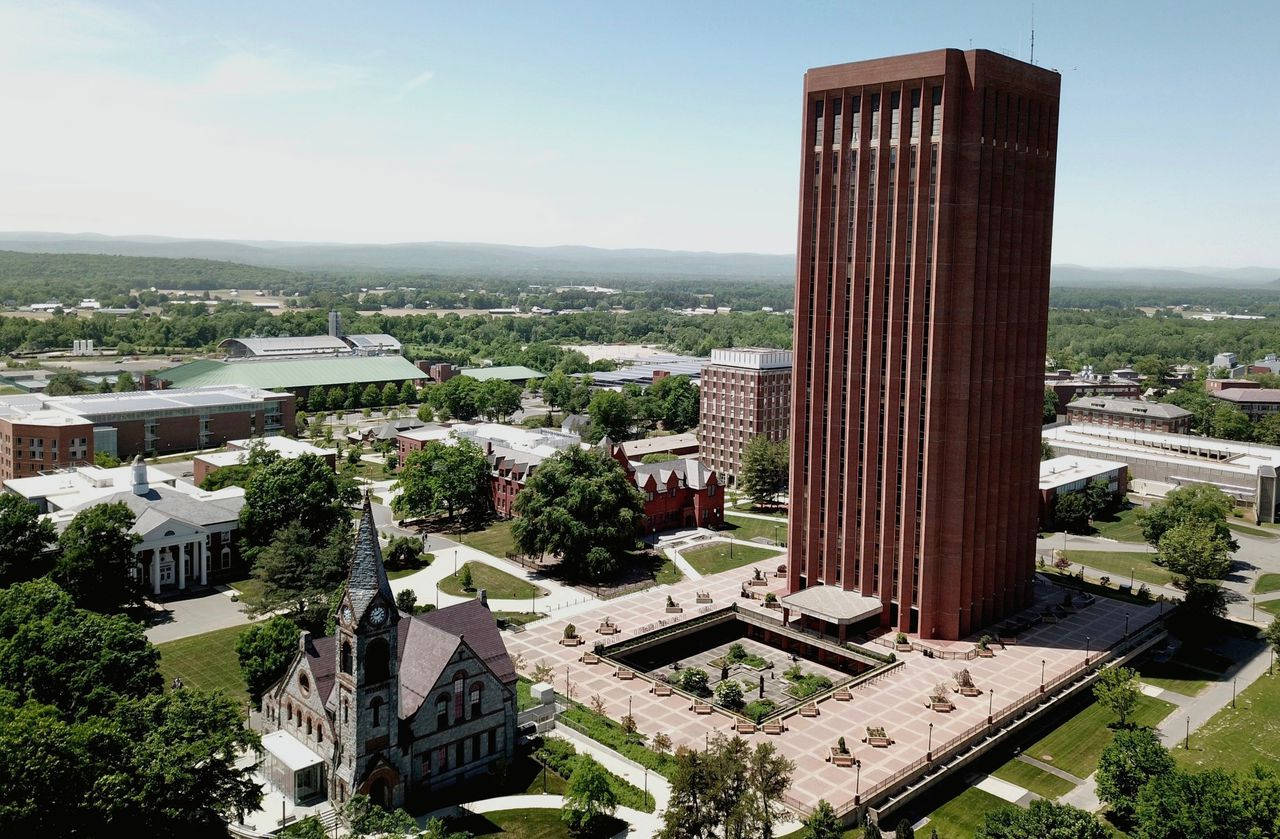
xmin=512 ymin=447 xmax=644 ymax=581
xmin=236 ymin=616 xmax=301 ymax=706
xmin=0 ymin=493 xmax=56 ymax=587
xmin=239 ymin=454 xmax=352 ymax=557
xmin=244 ymin=520 xmax=350 ymax=623
xmin=587 ymin=390 xmax=634 ymax=442
xmin=974 ymin=799 xmax=1109 ymax=839
xmin=52 ymin=502 xmax=142 ymax=612
xmin=739 ymin=436 xmax=788 ymax=509
xmin=392 ymin=438 xmax=492 ymax=526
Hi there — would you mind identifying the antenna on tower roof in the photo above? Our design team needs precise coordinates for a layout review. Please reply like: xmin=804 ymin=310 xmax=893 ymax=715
xmin=1030 ymin=2 xmax=1036 ymax=65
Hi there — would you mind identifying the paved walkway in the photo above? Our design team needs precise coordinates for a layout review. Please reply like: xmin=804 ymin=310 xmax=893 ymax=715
xmin=1155 ymin=639 xmax=1273 ymax=746
xmin=724 ymin=508 xmax=788 ymax=523
xmin=1017 ymin=754 xmax=1086 ymax=785
xmin=424 ymin=794 xmax=661 ymax=839
xmin=144 ymin=586 xmax=253 ymax=643
xmin=389 ymin=537 xmax=596 ymax=615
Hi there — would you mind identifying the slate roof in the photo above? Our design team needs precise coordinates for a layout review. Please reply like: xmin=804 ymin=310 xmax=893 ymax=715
xmin=63 ymin=485 xmax=243 ymax=531
xmin=631 ymin=457 xmax=716 ymax=490
xmin=345 ymin=496 xmax=395 ymax=624
xmin=306 ymin=635 xmax=337 ymax=704
xmin=1067 ymin=397 xmax=1192 ymax=419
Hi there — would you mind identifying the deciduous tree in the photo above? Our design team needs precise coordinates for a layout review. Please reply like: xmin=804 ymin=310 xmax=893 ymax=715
xmin=239 ymin=454 xmax=350 ymax=556
xmin=739 ymin=435 xmax=788 ymax=509
xmin=0 ymin=493 xmax=56 ymax=586
xmin=392 ymin=438 xmax=491 ymax=526
xmin=1096 ymin=728 xmax=1174 ymax=821
xmin=245 ymin=520 xmax=350 ymax=623
xmin=236 ymin=616 xmax=301 ymax=706
xmin=1092 ymin=666 xmax=1140 ymax=727
xmin=587 ymin=390 xmax=633 ymax=441
xmin=563 ymin=754 xmax=618 ymax=833
xmin=53 ymin=501 xmax=142 ymax=612
xmin=975 ymin=799 xmax=1109 ymax=839
xmin=512 ymin=447 xmax=644 ymax=581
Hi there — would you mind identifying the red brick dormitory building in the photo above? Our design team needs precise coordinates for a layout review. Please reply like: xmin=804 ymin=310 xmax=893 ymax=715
xmin=0 ymin=386 xmax=295 ymax=481
xmin=785 ymin=49 xmax=1060 ymax=641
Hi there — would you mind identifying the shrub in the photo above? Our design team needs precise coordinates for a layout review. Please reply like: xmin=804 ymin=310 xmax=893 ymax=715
xmin=743 ymin=699 xmax=776 ymax=722
xmin=836 ymin=736 xmax=848 ymax=754
xmin=895 ymin=631 xmax=908 ymax=644
xmin=714 ymin=679 xmax=745 ymax=709
xmin=564 ymin=623 xmax=577 ymax=639
xmin=954 ymin=669 xmax=974 ymax=689
xmin=458 ymin=564 xmax=473 ymax=590
xmin=726 ymin=642 xmax=747 ymax=662
xmin=676 ymin=668 xmax=710 ymax=696
xmin=395 ymin=589 xmax=418 ymax=612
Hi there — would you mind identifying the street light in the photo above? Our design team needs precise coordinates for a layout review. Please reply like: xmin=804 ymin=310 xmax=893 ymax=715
xmin=1232 ymin=677 xmax=1237 ymax=708
xmin=927 ymin=722 xmax=933 ymax=760
xmin=1185 ymin=716 xmax=1191 ymax=750
xmin=1124 ymin=615 xmax=1130 ymax=637
xmin=1041 ymin=659 xmax=1046 ymax=692
xmin=1085 ymin=635 xmax=1091 ymax=665
xmin=855 ymin=760 xmax=861 ymax=802
xmin=1129 ymin=568 xmax=1135 ymax=590
xmin=988 ymin=689 xmax=994 ymax=725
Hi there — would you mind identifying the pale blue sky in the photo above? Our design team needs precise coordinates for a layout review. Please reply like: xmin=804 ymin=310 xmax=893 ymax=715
xmin=1 ymin=0 xmax=1275 ymax=266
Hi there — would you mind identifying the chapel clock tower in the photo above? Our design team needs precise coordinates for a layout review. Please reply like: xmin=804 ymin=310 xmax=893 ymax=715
xmin=333 ymin=494 xmax=402 ymax=808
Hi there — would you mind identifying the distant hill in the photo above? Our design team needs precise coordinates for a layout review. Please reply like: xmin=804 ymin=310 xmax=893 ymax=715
xmin=0 ymin=232 xmax=796 ymax=282
xmin=0 ymin=233 xmax=1274 ymax=289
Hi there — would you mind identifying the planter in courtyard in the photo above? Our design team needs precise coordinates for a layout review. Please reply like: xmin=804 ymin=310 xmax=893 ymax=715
xmin=665 ymin=606 xmax=684 ymax=614
xmin=929 ymin=700 xmax=955 ymax=713
xmin=696 ymin=592 xmax=713 ymax=604
xmin=829 ymin=747 xmax=855 ymax=767
xmin=560 ymin=637 xmax=584 ymax=647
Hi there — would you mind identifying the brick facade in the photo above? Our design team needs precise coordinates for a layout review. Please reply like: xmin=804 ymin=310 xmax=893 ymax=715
xmin=788 ymin=50 xmax=1060 ymax=640
xmin=699 ymin=350 xmax=792 ymax=484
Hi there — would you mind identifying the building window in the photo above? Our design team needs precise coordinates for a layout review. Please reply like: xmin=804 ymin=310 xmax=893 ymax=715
xmin=341 ymin=641 xmax=353 ymax=675
xmin=370 ymin=697 xmax=384 ymax=727
xmin=470 ymin=683 xmax=482 ymax=719
xmin=436 ymin=694 xmax=450 ymax=730
xmin=365 ymin=638 xmax=390 ymax=683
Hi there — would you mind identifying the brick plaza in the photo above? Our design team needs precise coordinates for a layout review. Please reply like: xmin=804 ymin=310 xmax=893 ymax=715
xmin=507 ymin=563 xmax=1161 ymax=815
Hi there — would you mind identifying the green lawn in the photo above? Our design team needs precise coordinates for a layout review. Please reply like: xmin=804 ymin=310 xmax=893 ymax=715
xmin=495 ymin=611 xmax=544 ymax=627
xmin=1090 ymin=506 xmax=1147 ymax=542
xmin=1255 ymin=573 xmax=1280 ymax=595
xmin=1256 ymin=599 xmax=1280 ymax=619
xmin=516 ymin=678 xmax=538 ymax=711
xmin=457 ymin=519 xmax=520 ymax=558
xmin=225 ymin=577 xmax=262 ymax=602
xmin=1227 ymin=520 xmax=1279 ymax=539
xmin=655 ymin=559 xmax=682 ymax=585
xmin=1023 ymin=694 xmax=1177 ymax=779
xmin=1061 ymin=549 xmax=1174 ymax=587
xmin=1175 ymin=670 xmax=1280 ymax=774
xmin=922 ymin=786 xmax=1010 ymax=838
xmin=1134 ymin=655 xmax=1211 ymax=697
xmin=722 ymin=512 xmax=787 ymax=545
xmin=438 ymin=561 xmax=546 ymax=600
xmin=991 ymin=757 xmax=1077 ymax=799
xmin=156 ymin=623 xmax=253 ymax=710
xmin=680 ymin=542 xmax=783 ymax=576
xmin=446 ymin=808 xmax=625 ymax=839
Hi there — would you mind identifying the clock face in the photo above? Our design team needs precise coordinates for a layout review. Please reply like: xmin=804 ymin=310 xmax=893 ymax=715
xmin=341 ymin=605 xmax=353 ymax=625
xmin=369 ymin=605 xmax=387 ymax=626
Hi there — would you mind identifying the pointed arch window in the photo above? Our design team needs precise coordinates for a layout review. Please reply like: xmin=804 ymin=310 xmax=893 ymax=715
xmin=341 ymin=641 xmax=353 ymax=675
xmin=365 ymin=638 xmax=390 ymax=684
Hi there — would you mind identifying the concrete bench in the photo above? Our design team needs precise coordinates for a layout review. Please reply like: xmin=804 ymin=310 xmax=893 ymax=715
xmin=799 ymin=704 xmax=819 ymax=718
xmin=651 ymin=684 xmax=672 ymax=697
xmin=616 ymin=669 xmax=635 ymax=680
xmin=761 ymin=722 xmax=785 ymax=735
xmin=735 ymin=721 xmax=757 ymax=734
xmin=833 ymin=689 xmax=852 ymax=701
xmin=580 ymin=653 xmax=600 ymax=665
xmin=692 ymin=703 xmax=713 ymax=715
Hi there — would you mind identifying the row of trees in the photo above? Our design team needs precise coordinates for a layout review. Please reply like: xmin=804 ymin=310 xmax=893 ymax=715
xmin=657 ymin=733 xmax=795 ymax=839
xmin=546 ymin=374 xmax=700 ymax=443
xmin=0 ymin=578 xmax=260 ymax=834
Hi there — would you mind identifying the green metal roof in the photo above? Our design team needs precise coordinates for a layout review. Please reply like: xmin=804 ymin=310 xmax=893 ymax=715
xmin=157 ymin=355 xmax=425 ymax=389
xmin=458 ymin=365 xmax=545 ymax=382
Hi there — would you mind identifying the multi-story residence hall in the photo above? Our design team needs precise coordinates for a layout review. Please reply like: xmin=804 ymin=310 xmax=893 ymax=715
xmin=786 ymin=49 xmax=1060 ymax=641
xmin=0 ymin=386 xmax=295 ymax=479
xmin=258 ymin=497 xmax=517 ymax=809
xmin=698 ymin=347 xmax=792 ymax=483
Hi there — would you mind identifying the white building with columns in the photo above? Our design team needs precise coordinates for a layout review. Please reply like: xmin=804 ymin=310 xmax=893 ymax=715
xmin=5 ymin=456 xmax=246 ymax=595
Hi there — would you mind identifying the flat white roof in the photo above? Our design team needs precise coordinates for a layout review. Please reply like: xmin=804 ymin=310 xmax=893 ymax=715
xmin=1039 ymin=455 xmax=1129 ymax=491
xmin=261 ymin=730 xmax=325 ymax=772
xmin=195 ymin=437 xmax=336 ymax=467
xmin=781 ymin=585 xmax=882 ymax=625
xmin=1044 ymin=423 xmax=1280 ymax=475
xmin=5 ymin=464 xmax=175 ymax=505
xmin=620 ymin=433 xmax=699 ymax=456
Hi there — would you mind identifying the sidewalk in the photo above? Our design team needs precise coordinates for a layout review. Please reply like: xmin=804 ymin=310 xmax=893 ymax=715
xmin=424 ymin=794 xmax=661 ymax=839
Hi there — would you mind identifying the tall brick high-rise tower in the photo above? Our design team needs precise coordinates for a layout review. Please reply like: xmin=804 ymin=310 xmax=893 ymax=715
xmin=784 ymin=49 xmax=1060 ymax=641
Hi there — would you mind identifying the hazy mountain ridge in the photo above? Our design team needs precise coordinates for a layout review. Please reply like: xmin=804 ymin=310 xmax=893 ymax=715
xmin=0 ymin=233 xmax=1274 ymax=287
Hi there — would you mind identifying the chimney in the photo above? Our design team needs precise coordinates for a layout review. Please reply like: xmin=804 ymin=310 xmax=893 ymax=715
xmin=478 ymin=589 xmax=488 ymax=608
xmin=131 ymin=454 xmax=149 ymax=496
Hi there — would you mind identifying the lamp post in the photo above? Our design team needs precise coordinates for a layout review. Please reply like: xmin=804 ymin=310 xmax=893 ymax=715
xmin=1232 ymin=677 xmax=1237 ymax=709
xmin=1129 ymin=568 xmax=1135 ymax=590
xmin=988 ymin=689 xmax=994 ymax=725
xmin=1041 ymin=659 xmax=1046 ymax=692
xmin=1124 ymin=614 xmax=1130 ymax=637
xmin=855 ymin=760 xmax=861 ymax=803
xmin=927 ymin=722 xmax=933 ymax=761
xmin=1085 ymin=635 xmax=1091 ymax=665
xmin=1185 ymin=716 xmax=1191 ymax=750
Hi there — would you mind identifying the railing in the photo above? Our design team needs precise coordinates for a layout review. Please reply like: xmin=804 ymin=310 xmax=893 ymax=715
xmin=832 ymin=611 xmax=1165 ymax=818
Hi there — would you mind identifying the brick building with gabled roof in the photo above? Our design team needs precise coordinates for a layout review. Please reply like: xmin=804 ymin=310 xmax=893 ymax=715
xmin=257 ymin=496 xmax=517 ymax=810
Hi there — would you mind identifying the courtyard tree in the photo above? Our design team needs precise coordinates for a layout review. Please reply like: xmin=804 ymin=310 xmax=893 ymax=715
xmin=1208 ymin=403 xmax=1253 ymax=441
xmin=239 ymin=454 xmax=351 ymax=557
xmin=587 ymin=389 xmax=633 ymax=441
xmin=739 ymin=435 xmax=788 ymax=509
xmin=1156 ymin=521 xmax=1232 ymax=583
xmin=894 ymin=820 xmax=915 ymax=839
xmin=1052 ymin=491 xmax=1094 ymax=534
xmin=0 ymin=493 xmax=56 ymax=586
xmin=1092 ymin=666 xmax=1140 ymax=727
xmin=512 ymin=447 xmax=645 ymax=582
xmin=974 ymin=799 xmax=1109 ymax=839
xmin=236 ymin=615 xmax=301 ymax=706
xmin=1137 ymin=484 xmax=1237 ymax=551
xmin=714 ymin=679 xmax=744 ymax=709
xmin=745 ymin=741 xmax=795 ymax=839
xmin=245 ymin=520 xmax=350 ymax=625
xmin=199 ymin=439 xmax=281 ymax=491
xmin=804 ymin=800 xmax=842 ymax=839
xmin=392 ymin=438 xmax=491 ymax=526
xmin=1096 ymin=728 xmax=1174 ymax=822
xmin=562 ymin=754 xmax=618 ymax=834
xmin=53 ymin=501 xmax=142 ymax=612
